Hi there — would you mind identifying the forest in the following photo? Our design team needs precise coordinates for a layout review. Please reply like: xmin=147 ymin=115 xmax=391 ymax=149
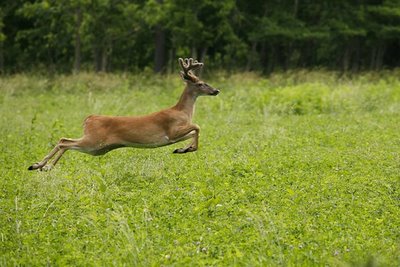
xmin=1 ymin=0 xmax=400 ymax=73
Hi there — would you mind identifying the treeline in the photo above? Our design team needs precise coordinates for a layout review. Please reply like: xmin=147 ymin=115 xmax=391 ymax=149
xmin=1 ymin=0 xmax=399 ymax=74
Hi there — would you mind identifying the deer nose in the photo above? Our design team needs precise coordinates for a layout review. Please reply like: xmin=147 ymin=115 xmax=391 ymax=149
xmin=212 ymin=89 xmax=220 ymax=96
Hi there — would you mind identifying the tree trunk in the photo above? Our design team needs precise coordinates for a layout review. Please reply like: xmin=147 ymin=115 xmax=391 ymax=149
xmin=369 ymin=43 xmax=386 ymax=70
xmin=73 ymin=7 xmax=82 ymax=73
xmin=154 ymin=24 xmax=166 ymax=73
xmin=369 ymin=47 xmax=377 ymax=70
xmin=198 ymin=47 xmax=207 ymax=76
xmin=303 ymin=40 xmax=315 ymax=67
xmin=342 ymin=43 xmax=352 ymax=72
xmin=261 ymin=42 xmax=270 ymax=73
xmin=293 ymin=0 xmax=299 ymax=17
xmin=199 ymin=47 xmax=207 ymax=63
xmin=101 ymin=43 xmax=108 ymax=72
xmin=101 ymin=48 xmax=107 ymax=72
xmin=154 ymin=0 xmax=166 ymax=73
xmin=93 ymin=44 xmax=101 ymax=72
xmin=285 ymin=42 xmax=293 ymax=70
xmin=168 ymin=47 xmax=176 ymax=74
xmin=191 ymin=45 xmax=198 ymax=59
xmin=0 ymin=41 xmax=3 ymax=74
xmin=246 ymin=41 xmax=257 ymax=71
xmin=352 ymin=38 xmax=360 ymax=72
xmin=46 ymin=48 xmax=55 ymax=74
xmin=375 ymin=43 xmax=386 ymax=70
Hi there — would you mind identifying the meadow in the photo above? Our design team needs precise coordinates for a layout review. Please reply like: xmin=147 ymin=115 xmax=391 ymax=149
xmin=0 ymin=70 xmax=399 ymax=266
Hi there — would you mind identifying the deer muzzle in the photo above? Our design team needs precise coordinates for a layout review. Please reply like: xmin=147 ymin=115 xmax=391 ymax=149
xmin=211 ymin=89 xmax=220 ymax=96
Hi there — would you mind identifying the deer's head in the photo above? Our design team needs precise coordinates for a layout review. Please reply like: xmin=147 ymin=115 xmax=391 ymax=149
xmin=179 ymin=58 xmax=220 ymax=97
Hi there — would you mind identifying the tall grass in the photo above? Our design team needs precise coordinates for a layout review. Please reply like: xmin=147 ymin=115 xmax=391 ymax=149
xmin=1 ymin=70 xmax=399 ymax=266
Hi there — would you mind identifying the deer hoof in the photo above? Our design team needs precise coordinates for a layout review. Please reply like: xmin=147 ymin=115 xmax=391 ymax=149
xmin=173 ymin=148 xmax=185 ymax=153
xmin=188 ymin=146 xmax=197 ymax=152
xmin=40 ymin=165 xmax=53 ymax=172
xmin=28 ymin=163 xmax=40 ymax=171
xmin=173 ymin=146 xmax=197 ymax=153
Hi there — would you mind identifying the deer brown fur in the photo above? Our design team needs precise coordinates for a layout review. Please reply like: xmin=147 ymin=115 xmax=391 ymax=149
xmin=28 ymin=58 xmax=219 ymax=171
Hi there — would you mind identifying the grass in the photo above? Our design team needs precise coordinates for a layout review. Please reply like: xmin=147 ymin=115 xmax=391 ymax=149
xmin=0 ymin=70 xmax=400 ymax=266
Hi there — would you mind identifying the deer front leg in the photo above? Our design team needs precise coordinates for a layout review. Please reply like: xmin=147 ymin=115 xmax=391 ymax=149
xmin=171 ymin=124 xmax=200 ymax=154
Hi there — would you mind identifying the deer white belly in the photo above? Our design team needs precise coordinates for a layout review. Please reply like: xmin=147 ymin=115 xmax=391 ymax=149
xmin=123 ymin=135 xmax=172 ymax=148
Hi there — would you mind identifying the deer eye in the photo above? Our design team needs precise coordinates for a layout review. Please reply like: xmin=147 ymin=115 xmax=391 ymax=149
xmin=198 ymin=83 xmax=205 ymax=87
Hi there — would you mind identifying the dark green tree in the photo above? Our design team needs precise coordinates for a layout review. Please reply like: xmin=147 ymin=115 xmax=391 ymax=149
xmin=1 ymin=0 xmax=399 ymax=73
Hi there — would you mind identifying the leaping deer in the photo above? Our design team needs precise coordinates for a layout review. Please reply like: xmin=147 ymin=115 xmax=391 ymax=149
xmin=28 ymin=58 xmax=220 ymax=171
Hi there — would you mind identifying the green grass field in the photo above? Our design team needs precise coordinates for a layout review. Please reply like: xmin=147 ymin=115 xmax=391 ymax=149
xmin=1 ymin=71 xmax=399 ymax=266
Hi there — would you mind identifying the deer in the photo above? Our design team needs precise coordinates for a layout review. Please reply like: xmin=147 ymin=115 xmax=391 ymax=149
xmin=28 ymin=58 xmax=220 ymax=171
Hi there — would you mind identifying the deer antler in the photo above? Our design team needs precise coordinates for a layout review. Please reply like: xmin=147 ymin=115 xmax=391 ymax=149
xmin=179 ymin=58 xmax=203 ymax=81
xmin=179 ymin=58 xmax=203 ymax=73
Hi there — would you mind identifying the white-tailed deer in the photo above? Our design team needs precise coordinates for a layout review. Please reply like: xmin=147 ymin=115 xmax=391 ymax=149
xmin=28 ymin=58 xmax=219 ymax=171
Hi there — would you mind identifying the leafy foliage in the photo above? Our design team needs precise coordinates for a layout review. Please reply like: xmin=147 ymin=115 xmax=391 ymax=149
xmin=0 ymin=0 xmax=399 ymax=73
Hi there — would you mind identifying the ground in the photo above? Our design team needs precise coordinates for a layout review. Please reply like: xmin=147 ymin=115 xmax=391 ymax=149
xmin=0 ymin=71 xmax=399 ymax=265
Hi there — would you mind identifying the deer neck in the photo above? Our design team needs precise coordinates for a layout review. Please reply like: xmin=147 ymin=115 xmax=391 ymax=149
xmin=174 ymin=86 xmax=197 ymax=118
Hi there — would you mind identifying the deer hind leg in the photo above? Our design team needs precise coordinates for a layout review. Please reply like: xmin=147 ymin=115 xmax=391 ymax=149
xmin=28 ymin=138 xmax=83 ymax=171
